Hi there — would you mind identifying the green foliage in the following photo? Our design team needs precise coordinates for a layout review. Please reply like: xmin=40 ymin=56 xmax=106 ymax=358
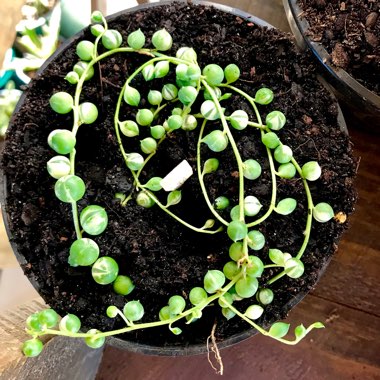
xmin=152 ymin=29 xmax=173 ymax=51
xmin=27 ymin=19 xmax=333 ymax=357
xmin=127 ymin=29 xmax=145 ymax=49
xmin=54 ymin=175 xmax=85 ymax=203
xmin=69 ymin=238 xmax=99 ymax=266
xmin=91 ymin=256 xmax=119 ymax=285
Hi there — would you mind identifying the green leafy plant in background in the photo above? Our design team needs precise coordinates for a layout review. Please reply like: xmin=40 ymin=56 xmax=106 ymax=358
xmin=22 ymin=11 xmax=336 ymax=362
xmin=0 ymin=0 xmax=61 ymax=139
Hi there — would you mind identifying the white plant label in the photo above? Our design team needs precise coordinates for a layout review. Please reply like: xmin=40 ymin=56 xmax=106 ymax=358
xmin=160 ymin=160 xmax=193 ymax=191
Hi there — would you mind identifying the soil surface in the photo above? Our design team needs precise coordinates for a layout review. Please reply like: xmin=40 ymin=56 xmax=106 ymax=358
xmin=2 ymin=2 xmax=357 ymax=349
xmin=298 ymin=0 xmax=380 ymax=95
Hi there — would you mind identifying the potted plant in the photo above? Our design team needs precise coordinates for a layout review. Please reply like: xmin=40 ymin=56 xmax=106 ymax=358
xmin=0 ymin=0 xmax=357 ymax=370
xmin=283 ymin=0 xmax=380 ymax=127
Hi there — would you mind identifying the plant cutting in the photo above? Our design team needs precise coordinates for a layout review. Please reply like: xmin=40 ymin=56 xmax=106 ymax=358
xmin=1 ymin=1 xmax=357 ymax=370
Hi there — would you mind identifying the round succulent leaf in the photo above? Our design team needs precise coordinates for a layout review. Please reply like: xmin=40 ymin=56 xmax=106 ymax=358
xmin=245 ymin=305 xmax=264 ymax=320
xmin=182 ymin=114 xmax=198 ymax=131
xmin=126 ymin=153 xmax=144 ymax=171
xmin=218 ymin=292 xmax=234 ymax=308
xmin=274 ymin=144 xmax=293 ymax=164
xmin=223 ymin=261 xmax=240 ymax=280
xmin=159 ymin=306 xmax=172 ymax=321
xmin=178 ymin=86 xmax=198 ymax=106
xmin=168 ymin=295 xmax=186 ymax=315
xmin=38 ymin=309 xmax=59 ymax=328
xmin=246 ymin=255 xmax=264 ymax=278
xmin=127 ymin=29 xmax=145 ymax=49
xmin=277 ymin=163 xmax=296 ymax=179
xmin=204 ymin=270 xmax=225 ymax=294
xmin=202 ymin=130 xmax=228 ymax=152
xmin=235 ymin=277 xmax=259 ymax=298
xmin=269 ymin=322 xmax=290 ymax=338
xmin=73 ymin=61 xmax=94 ymax=81
xmin=143 ymin=177 xmax=163 ymax=191
xmin=275 ymin=198 xmax=297 ymax=215
xmin=79 ymin=102 xmax=98 ymax=124
xmin=214 ymin=196 xmax=229 ymax=210
xmin=154 ymin=61 xmax=170 ymax=78
xmin=167 ymin=115 xmax=183 ymax=130
xmin=247 ymin=230 xmax=265 ymax=250
xmin=313 ymin=202 xmax=334 ymax=223
xmin=244 ymin=195 xmax=262 ymax=217
xmin=294 ymin=324 xmax=306 ymax=340
xmin=200 ymin=100 xmax=221 ymax=120
xmin=257 ymin=288 xmax=274 ymax=305
xmin=120 ymin=120 xmax=139 ymax=137
xmin=202 ymin=64 xmax=224 ymax=86
xmin=140 ymin=137 xmax=157 ymax=154
xmin=189 ymin=287 xmax=208 ymax=305
xmin=224 ymin=63 xmax=240 ymax=83
xmin=142 ymin=63 xmax=155 ymax=81
xmin=152 ymin=29 xmax=173 ymax=51
xmin=48 ymin=129 xmax=76 ymax=154
xmin=22 ymin=339 xmax=44 ymax=357
xmin=124 ymin=86 xmax=141 ymax=107
xmin=59 ymin=314 xmax=81 ymax=333
xmin=302 ymin=161 xmax=322 ymax=181
xmin=221 ymin=308 xmax=236 ymax=320
xmin=101 ymin=29 xmax=122 ymax=50
xmin=49 ymin=92 xmax=73 ymax=114
xmin=136 ymin=191 xmax=155 ymax=208
xmin=54 ymin=175 xmax=85 ymax=203
xmin=230 ymin=205 xmax=240 ymax=221
xmin=136 ymin=109 xmax=154 ymax=126
xmin=243 ymin=159 xmax=262 ymax=180
xmin=150 ymin=125 xmax=165 ymax=139
xmin=262 ymin=131 xmax=280 ymax=149
xmin=268 ymin=248 xmax=285 ymax=266
xmin=123 ymin=300 xmax=144 ymax=321
xmin=69 ymin=238 xmax=99 ymax=266
xmin=266 ymin=110 xmax=286 ymax=131
xmin=284 ymin=258 xmax=304 ymax=279
xmin=147 ymin=90 xmax=162 ymax=106
xmin=91 ymin=256 xmax=119 ymax=285
xmin=229 ymin=242 xmax=244 ymax=262
xmin=65 ymin=71 xmax=79 ymax=85
xmin=84 ymin=329 xmax=105 ymax=348
xmin=227 ymin=220 xmax=248 ymax=242
xmin=47 ymin=156 xmax=71 ymax=179
xmin=166 ymin=190 xmax=182 ymax=207
xmin=113 ymin=275 xmax=135 ymax=296
xmin=80 ymin=205 xmax=108 ymax=235
xmin=90 ymin=24 xmax=104 ymax=37
xmin=76 ymin=40 xmax=95 ymax=61
xmin=162 ymin=83 xmax=178 ymax=100
xmin=176 ymin=47 xmax=197 ymax=62
xmin=255 ymin=88 xmax=274 ymax=105
xmin=229 ymin=110 xmax=248 ymax=130
xmin=203 ymin=158 xmax=219 ymax=174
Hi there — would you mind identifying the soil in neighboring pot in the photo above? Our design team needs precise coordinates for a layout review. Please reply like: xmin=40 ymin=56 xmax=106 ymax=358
xmin=298 ymin=0 xmax=380 ymax=95
xmin=2 ymin=2 xmax=357 ymax=348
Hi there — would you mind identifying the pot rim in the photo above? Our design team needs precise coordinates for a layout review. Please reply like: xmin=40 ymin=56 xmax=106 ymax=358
xmin=1 ymin=0 xmax=334 ymax=356
xmin=283 ymin=0 xmax=380 ymax=110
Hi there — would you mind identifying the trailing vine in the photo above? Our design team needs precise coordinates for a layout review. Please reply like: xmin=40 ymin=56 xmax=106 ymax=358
xmin=23 ymin=11 xmax=336 ymax=359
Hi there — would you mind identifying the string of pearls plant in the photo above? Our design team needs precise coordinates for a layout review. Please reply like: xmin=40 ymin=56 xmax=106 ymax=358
xmin=22 ymin=11 xmax=335 ymax=357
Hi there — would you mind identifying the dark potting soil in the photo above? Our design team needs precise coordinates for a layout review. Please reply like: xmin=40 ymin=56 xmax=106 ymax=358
xmin=2 ymin=2 xmax=357 ymax=349
xmin=298 ymin=0 xmax=380 ymax=95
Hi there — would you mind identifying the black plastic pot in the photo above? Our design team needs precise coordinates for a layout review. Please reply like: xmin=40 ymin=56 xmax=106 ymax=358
xmin=284 ymin=0 xmax=380 ymax=129
xmin=1 ymin=0 xmax=344 ymax=357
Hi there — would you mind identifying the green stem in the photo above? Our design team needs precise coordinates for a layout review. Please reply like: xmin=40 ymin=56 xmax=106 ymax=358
xmin=143 ymin=190 xmax=223 ymax=235
xmin=197 ymin=119 xmax=229 ymax=227
xmin=202 ymin=80 xmax=245 ymax=221
xmin=291 ymin=158 xmax=314 ymax=260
